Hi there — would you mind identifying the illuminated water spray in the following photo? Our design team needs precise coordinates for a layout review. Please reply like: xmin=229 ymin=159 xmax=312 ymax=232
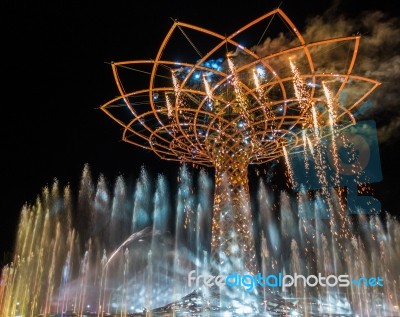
xmin=100 ymin=8 xmax=380 ymax=274
xmin=2 ymin=7 xmax=388 ymax=317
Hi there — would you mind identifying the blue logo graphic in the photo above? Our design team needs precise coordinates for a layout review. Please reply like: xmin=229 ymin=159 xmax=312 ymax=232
xmin=188 ymin=271 xmax=384 ymax=292
xmin=289 ymin=120 xmax=382 ymax=217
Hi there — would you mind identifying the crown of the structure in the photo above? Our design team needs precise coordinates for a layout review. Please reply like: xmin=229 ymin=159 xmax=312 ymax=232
xmin=101 ymin=8 xmax=380 ymax=167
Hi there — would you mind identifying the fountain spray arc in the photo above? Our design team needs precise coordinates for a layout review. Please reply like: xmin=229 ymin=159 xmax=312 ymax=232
xmin=100 ymin=9 xmax=380 ymax=275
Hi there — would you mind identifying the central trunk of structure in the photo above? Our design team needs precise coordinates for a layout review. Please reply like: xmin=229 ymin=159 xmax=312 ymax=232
xmin=211 ymin=150 xmax=257 ymax=274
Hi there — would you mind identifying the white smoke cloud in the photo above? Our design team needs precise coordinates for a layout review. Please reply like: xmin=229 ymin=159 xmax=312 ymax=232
xmin=253 ymin=6 xmax=400 ymax=144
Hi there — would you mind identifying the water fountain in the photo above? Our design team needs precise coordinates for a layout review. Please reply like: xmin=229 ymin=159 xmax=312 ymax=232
xmin=1 ymin=8 xmax=400 ymax=317
xmin=1 ymin=162 xmax=399 ymax=316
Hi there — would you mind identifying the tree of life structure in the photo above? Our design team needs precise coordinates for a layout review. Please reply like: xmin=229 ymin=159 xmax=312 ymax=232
xmin=101 ymin=9 xmax=380 ymax=274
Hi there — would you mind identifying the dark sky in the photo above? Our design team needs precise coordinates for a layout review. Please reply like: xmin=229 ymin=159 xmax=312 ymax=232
xmin=1 ymin=0 xmax=399 ymax=260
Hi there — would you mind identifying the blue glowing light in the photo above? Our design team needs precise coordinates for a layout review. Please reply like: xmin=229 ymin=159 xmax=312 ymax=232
xmin=237 ymin=120 xmax=245 ymax=129
xmin=256 ymin=67 xmax=265 ymax=78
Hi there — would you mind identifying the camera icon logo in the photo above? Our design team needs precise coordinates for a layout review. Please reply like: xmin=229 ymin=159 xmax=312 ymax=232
xmin=290 ymin=120 xmax=382 ymax=218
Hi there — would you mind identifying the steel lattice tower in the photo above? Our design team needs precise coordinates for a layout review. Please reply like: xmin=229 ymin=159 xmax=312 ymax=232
xmin=101 ymin=9 xmax=380 ymax=274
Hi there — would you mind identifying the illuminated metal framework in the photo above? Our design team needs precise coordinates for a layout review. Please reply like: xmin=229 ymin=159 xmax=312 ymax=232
xmin=101 ymin=9 xmax=380 ymax=274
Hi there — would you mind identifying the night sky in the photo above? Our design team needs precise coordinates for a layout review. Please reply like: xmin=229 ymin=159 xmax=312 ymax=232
xmin=1 ymin=0 xmax=399 ymax=262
